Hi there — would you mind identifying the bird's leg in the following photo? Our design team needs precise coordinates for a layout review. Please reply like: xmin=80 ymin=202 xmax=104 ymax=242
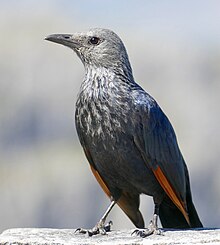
xmin=75 ymin=200 xmax=116 ymax=236
xmin=92 ymin=199 xmax=115 ymax=234
xmin=132 ymin=204 xmax=162 ymax=237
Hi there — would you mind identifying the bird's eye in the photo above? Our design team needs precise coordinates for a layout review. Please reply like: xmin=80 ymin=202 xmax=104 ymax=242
xmin=89 ymin=36 xmax=101 ymax=45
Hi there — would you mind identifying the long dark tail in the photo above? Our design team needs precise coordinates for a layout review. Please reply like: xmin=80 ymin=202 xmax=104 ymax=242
xmin=159 ymin=193 xmax=203 ymax=228
xmin=159 ymin=167 xmax=203 ymax=228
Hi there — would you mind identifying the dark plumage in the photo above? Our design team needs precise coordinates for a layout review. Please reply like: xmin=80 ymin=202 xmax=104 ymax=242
xmin=45 ymin=28 xmax=203 ymax=236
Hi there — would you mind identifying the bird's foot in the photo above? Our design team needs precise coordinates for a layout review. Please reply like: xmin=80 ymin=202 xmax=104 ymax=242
xmin=132 ymin=226 xmax=161 ymax=238
xmin=75 ymin=221 xmax=113 ymax=236
xmin=132 ymin=215 xmax=162 ymax=238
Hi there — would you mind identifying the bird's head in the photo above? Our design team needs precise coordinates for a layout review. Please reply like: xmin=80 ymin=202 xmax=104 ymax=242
xmin=45 ymin=28 xmax=133 ymax=78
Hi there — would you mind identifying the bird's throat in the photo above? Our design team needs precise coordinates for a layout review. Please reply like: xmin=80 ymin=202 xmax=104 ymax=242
xmin=81 ymin=66 xmax=117 ymax=100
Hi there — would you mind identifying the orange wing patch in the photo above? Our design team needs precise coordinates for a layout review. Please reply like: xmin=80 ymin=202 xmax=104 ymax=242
xmin=153 ymin=165 xmax=190 ymax=226
xmin=90 ymin=165 xmax=111 ymax=197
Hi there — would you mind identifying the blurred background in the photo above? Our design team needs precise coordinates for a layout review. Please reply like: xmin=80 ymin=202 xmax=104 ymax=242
xmin=0 ymin=0 xmax=220 ymax=232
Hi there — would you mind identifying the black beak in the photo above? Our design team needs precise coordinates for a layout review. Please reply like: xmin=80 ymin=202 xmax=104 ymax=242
xmin=45 ymin=34 xmax=79 ymax=49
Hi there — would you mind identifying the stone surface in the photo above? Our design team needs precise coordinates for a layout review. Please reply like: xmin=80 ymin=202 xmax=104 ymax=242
xmin=0 ymin=228 xmax=219 ymax=245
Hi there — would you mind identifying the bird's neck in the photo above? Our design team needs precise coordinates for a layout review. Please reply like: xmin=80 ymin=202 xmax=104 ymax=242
xmin=77 ymin=64 xmax=137 ymax=105
xmin=79 ymin=66 xmax=115 ymax=100
xmin=85 ymin=65 xmax=115 ymax=84
xmin=84 ymin=63 xmax=134 ymax=85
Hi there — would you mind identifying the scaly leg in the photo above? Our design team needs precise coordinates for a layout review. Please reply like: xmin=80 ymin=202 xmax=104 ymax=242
xmin=75 ymin=200 xmax=116 ymax=236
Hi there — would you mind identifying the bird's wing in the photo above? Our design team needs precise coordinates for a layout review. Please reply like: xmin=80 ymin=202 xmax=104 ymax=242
xmin=133 ymin=101 xmax=190 ymax=225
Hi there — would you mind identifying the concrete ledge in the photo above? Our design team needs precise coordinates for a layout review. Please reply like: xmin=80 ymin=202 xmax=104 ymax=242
xmin=0 ymin=228 xmax=219 ymax=245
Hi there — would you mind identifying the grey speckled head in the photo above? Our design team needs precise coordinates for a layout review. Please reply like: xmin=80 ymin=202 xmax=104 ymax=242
xmin=45 ymin=28 xmax=133 ymax=78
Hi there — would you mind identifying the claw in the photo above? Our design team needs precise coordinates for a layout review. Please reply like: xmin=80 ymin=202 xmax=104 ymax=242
xmin=132 ymin=227 xmax=162 ymax=237
xmin=75 ymin=227 xmax=99 ymax=237
xmin=75 ymin=228 xmax=87 ymax=234
xmin=132 ymin=228 xmax=154 ymax=237
xmin=132 ymin=214 xmax=163 ymax=238
xmin=75 ymin=220 xmax=113 ymax=237
xmin=75 ymin=201 xmax=115 ymax=236
xmin=103 ymin=220 xmax=113 ymax=232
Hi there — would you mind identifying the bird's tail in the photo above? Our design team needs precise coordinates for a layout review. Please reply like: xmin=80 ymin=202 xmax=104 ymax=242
xmin=159 ymin=169 xmax=203 ymax=228
xmin=159 ymin=193 xmax=203 ymax=228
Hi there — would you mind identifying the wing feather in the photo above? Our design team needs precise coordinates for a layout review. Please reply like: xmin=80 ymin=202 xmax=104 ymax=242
xmin=134 ymin=100 xmax=190 ymax=225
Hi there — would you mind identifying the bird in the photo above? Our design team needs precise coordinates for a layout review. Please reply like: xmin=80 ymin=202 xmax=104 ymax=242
xmin=45 ymin=28 xmax=203 ymax=237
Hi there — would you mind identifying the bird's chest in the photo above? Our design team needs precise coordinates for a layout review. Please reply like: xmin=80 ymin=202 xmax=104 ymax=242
xmin=75 ymin=91 xmax=143 ymax=192
xmin=75 ymin=79 xmax=159 ymax=194
xmin=75 ymin=87 xmax=133 ymax=150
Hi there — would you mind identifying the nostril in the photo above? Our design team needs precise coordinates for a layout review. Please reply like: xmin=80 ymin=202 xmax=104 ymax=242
xmin=63 ymin=35 xmax=71 ymax=39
